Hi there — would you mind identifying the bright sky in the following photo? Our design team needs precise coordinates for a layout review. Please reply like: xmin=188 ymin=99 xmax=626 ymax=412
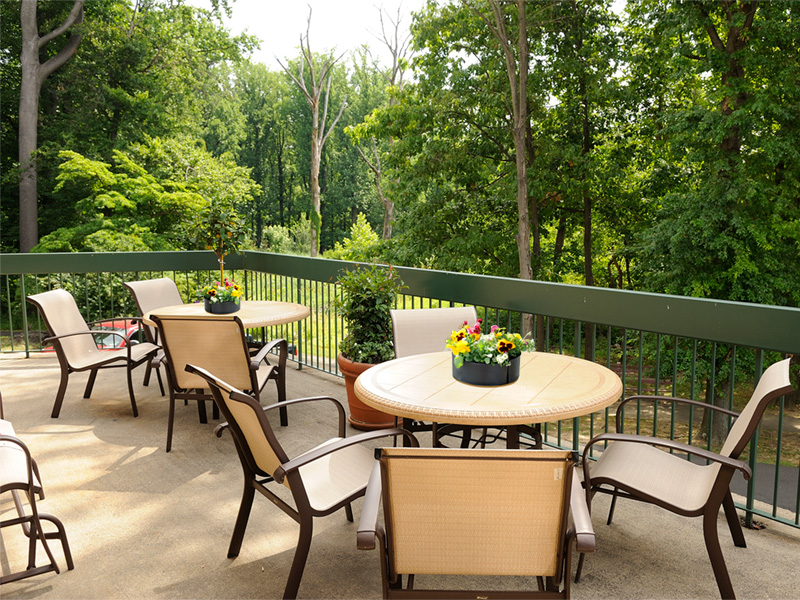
xmin=189 ymin=0 xmax=429 ymax=70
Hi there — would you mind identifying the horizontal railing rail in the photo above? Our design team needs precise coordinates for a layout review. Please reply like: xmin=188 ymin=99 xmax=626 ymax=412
xmin=2 ymin=250 xmax=799 ymax=530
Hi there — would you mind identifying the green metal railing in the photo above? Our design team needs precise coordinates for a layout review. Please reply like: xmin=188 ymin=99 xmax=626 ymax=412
xmin=2 ymin=250 xmax=799 ymax=529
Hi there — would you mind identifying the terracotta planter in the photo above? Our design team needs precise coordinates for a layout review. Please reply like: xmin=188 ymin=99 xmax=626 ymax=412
xmin=337 ymin=353 xmax=395 ymax=430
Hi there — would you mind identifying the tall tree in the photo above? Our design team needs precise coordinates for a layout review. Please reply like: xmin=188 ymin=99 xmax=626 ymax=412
xmin=18 ymin=0 xmax=85 ymax=252
xmin=279 ymin=9 xmax=347 ymax=257
xmin=349 ymin=5 xmax=412 ymax=240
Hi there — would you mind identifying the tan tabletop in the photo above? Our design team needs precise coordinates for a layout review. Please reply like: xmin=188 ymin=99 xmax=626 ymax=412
xmin=143 ymin=300 xmax=309 ymax=329
xmin=355 ymin=350 xmax=622 ymax=447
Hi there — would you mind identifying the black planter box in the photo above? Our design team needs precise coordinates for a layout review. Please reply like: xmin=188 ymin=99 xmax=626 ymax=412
xmin=452 ymin=355 xmax=520 ymax=386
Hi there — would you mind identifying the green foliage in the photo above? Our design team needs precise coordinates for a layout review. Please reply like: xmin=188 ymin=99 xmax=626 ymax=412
xmin=323 ymin=213 xmax=382 ymax=262
xmin=33 ymin=137 xmax=258 ymax=253
xmin=336 ymin=263 xmax=405 ymax=364
xmin=196 ymin=199 xmax=247 ymax=280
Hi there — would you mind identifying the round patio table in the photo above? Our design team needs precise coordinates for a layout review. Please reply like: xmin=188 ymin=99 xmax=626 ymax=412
xmin=355 ymin=350 xmax=623 ymax=448
xmin=143 ymin=300 xmax=309 ymax=329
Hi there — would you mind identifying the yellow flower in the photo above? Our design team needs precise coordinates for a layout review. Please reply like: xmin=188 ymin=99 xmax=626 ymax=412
xmin=498 ymin=340 xmax=515 ymax=353
xmin=452 ymin=339 xmax=470 ymax=355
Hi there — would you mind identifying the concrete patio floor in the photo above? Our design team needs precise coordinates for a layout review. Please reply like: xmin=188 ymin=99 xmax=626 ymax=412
xmin=1 ymin=353 xmax=799 ymax=600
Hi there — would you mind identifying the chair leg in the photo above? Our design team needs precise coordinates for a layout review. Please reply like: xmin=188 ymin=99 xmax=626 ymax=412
xmin=575 ymin=552 xmax=585 ymax=583
xmin=83 ymin=369 xmax=98 ymax=398
xmin=284 ymin=514 xmax=313 ymax=600
xmin=227 ymin=481 xmax=256 ymax=558
xmin=126 ymin=366 xmax=139 ymax=418
xmin=703 ymin=506 xmax=736 ymax=599
xmin=722 ymin=490 xmax=746 ymax=548
xmin=155 ymin=367 xmax=165 ymax=396
xmin=197 ymin=398 xmax=208 ymax=424
xmin=143 ymin=361 xmax=153 ymax=386
xmin=345 ymin=503 xmax=354 ymax=523
xmin=166 ymin=397 xmax=176 ymax=453
xmin=39 ymin=513 xmax=74 ymax=570
xmin=607 ymin=489 xmax=618 ymax=525
xmin=276 ymin=375 xmax=288 ymax=427
xmin=51 ymin=369 xmax=70 ymax=418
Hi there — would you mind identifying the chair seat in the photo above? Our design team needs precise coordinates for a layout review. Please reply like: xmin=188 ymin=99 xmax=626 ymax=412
xmin=296 ymin=438 xmax=375 ymax=512
xmin=69 ymin=341 xmax=159 ymax=370
xmin=590 ymin=441 xmax=721 ymax=513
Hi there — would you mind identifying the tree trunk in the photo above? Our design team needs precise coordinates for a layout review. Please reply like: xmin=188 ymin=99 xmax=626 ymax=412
xmin=18 ymin=0 xmax=84 ymax=252
xmin=279 ymin=9 xmax=347 ymax=257
xmin=309 ymin=99 xmax=321 ymax=257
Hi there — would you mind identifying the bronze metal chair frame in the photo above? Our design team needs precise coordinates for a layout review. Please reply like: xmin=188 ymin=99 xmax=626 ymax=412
xmin=1 ymin=397 xmax=74 ymax=585
xmin=27 ymin=290 xmax=159 ymax=418
xmin=151 ymin=315 xmax=288 ymax=452
xmin=358 ymin=447 xmax=594 ymax=599
xmin=580 ymin=357 xmax=794 ymax=599
xmin=186 ymin=363 xmax=418 ymax=600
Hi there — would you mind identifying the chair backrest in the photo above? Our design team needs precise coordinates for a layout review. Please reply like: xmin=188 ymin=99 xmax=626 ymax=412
xmin=124 ymin=278 xmax=183 ymax=343
xmin=185 ymin=364 xmax=289 ymax=484
xmin=720 ymin=357 xmax=793 ymax=458
xmin=390 ymin=306 xmax=478 ymax=358
xmin=378 ymin=447 xmax=573 ymax=578
xmin=27 ymin=289 xmax=97 ymax=365
xmin=153 ymin=316 xmax=255 ymax=393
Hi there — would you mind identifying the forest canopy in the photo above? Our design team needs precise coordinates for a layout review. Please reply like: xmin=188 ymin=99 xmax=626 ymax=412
xmin=2 ymin=0 xmax=798 ymax=307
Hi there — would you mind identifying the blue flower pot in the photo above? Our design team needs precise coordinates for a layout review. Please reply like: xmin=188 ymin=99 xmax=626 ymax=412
xmin=452 ymin=355 xmax=520 ymax=386
xmin=204 ymin=298 xmax=240 ymax=314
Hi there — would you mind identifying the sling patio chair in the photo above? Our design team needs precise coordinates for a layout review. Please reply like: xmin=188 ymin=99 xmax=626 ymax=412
xmin=0 ymin=394 xmax=74 ymax=584
xmin=27 ymin=288 xmax=159 ymax=418
xmin=185 ymin=363 xmax=418 ymax=600
xmin=358 ymin=447 xmax=594 ymax=599
xmin=390 ymin=306 xmax=484 ymax=447
xmin=152 ymin=314 xmax=288 ymax=452
xmin=579 ymin=357 xmax=794 ymax=599
xmin=123 ymin=277 xmax=185 ymax=392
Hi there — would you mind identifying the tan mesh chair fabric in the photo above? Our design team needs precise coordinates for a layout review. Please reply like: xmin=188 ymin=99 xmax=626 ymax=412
xmin=382 ymin=448 xmax=570 ymax=578
xmin=151 ymin=315 xmax=285 ymax=452
xmin=581 ymin=357 xmax=794 ymax=599
xmin=391 ymin=306 xmax=478 ymax=358
xmin=155 ymin=317 xmax=254 ymax=391
xmin=0 ymin=417 xmax=74 ymax=584
xmin=123 ymin=277 xmax=182 ymax=343
xmin=184 ymin=363 xmax=415 ymax=600
xmin=26 ymin=289 xmax=159 ymax=418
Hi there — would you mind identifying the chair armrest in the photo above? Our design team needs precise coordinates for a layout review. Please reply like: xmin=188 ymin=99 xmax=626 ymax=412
xmin=150 ymin=350 xmax=165 ymax=369
xmin=44 ymin=329 xmax=104 ymax=344
xmin=569 ymin=467 xmax=595 ymax=553
xmin=357 ymin=461 xmax=383 ymax=550
xmin=616 ymin=395 xmax=739 ymax=431
xmin=583 ymin=432 xmax=753 ymax=481
xmin=0 ymin=434 xmax=37 ymax=493
xmin=250 ymin=338 xmax=288 ymax=370
xmin=273 ymin=428 xmax=419 ymax=484
xmin=214 ymin=395 xmax=351 ymax=439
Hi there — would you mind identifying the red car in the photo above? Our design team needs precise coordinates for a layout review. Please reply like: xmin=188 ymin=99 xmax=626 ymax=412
xmin=42 ymin=319 xmax=146 ymax=351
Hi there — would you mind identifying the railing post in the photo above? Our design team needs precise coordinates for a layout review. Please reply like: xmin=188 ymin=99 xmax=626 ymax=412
xmin=745 ymin=349 xmax=765 ymax=528
xmin=21 ymin=275 xmax=30 ymax=358
xmin=295 ymin=276 xmax=303 ymax=371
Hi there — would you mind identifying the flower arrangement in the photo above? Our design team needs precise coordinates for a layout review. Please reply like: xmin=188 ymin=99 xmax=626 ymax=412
xmin=199 ymin=279 xmax=243 ymax=304
xmin=447 ymin=319 xmax=534 ymax=369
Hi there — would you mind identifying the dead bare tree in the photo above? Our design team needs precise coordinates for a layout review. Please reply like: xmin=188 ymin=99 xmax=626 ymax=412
xmin=352 ymin=4 xmax=412 ymax=240
xmin=18 ymin=0 xmax=85 ymax=252
xmin=278 ymin=8 xmax=347 ymax=257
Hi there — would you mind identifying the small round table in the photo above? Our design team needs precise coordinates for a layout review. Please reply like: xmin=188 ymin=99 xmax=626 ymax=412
xmin=355 ymin=351 xmax=623 ymax=448
xmin=143 ymin=300 xmax=309 ymax=329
